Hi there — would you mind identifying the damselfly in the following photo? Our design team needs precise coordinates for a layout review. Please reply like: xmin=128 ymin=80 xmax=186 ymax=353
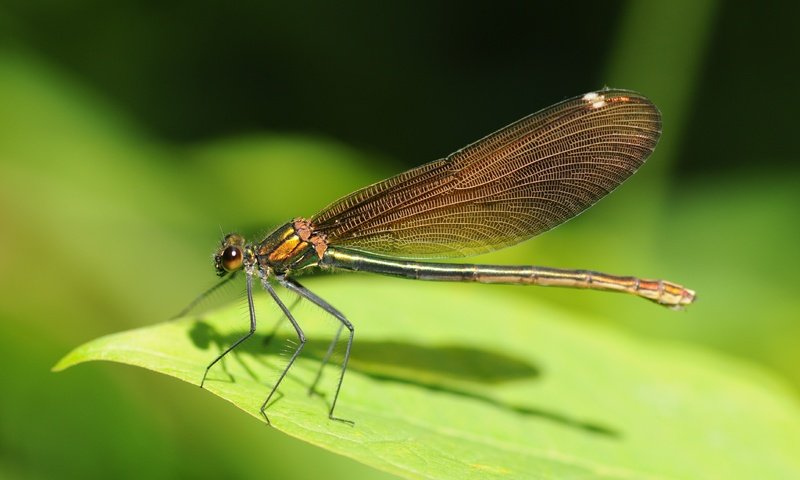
xmin=194 ymin=89 xmax=695 ymax=424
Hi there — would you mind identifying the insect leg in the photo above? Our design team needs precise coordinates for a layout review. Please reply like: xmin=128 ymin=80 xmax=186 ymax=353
xmin=262 ymin=296 xmax=302 ymax=347
xmin=173 ymin=271 xmax=238 ymax=319
xmin=259 ymin=278 xmax=306 ymax=425
xmin=307 ymin=323 xmax=344 ymax=397
xmin=200 ymin=271 xmax=255 ymax=388
xmin=279 ymin=276 xmax=354 ymax=425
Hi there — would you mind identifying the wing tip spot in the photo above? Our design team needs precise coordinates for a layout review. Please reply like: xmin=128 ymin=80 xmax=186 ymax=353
xmin=582 ymin=91 xmax=607 ymax=109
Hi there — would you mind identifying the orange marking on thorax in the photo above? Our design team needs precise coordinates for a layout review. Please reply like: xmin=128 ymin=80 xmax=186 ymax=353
xmin=293 ymin=217 xmax=313 ymax=241
xmin=310 ymin=233 xmax=328 ymax=258
xmin=295 ymin=217 xmax=328 ymax=259
xmin=268 ymin=235 xmax=304 ymax=262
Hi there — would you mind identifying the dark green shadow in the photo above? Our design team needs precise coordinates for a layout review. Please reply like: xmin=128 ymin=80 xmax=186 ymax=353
xmin=189 ymin=320 xmax=619 ymax=438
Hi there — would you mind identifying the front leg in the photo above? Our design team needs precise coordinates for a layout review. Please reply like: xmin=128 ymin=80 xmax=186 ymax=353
xmin=200 ymin=271 xmax=255 ymax=388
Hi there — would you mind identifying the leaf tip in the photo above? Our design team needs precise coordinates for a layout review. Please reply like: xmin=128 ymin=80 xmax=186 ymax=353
xmin=51 ymin=348 xmax=84 ymax=372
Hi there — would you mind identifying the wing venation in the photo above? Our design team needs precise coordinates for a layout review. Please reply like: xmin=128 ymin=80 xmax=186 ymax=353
xmin=311 ymin=90 xmax=661 ymax=259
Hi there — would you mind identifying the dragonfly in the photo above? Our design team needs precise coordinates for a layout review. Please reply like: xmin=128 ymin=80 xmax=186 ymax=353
xmin=195 ymin=89 xmax=695 ymax=425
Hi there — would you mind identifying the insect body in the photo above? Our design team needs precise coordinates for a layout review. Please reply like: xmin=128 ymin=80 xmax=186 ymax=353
xmin=197 ymin=89 xmax=696 ymax=424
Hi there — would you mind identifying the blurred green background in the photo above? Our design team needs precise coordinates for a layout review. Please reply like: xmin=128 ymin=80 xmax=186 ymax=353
xmin=1 ymin=1 xmax=799 ymax=479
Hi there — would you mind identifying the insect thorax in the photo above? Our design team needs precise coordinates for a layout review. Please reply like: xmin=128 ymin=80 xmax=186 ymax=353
xmin=256 ymin=218 xmax=327 ymax=274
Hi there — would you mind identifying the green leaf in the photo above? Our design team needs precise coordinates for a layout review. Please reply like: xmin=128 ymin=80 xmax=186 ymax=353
xmin=55 ymin=276 xmax=800 ymax=480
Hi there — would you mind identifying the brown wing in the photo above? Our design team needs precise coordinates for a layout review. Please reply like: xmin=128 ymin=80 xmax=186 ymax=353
xmin=311 ymin=89 xmax=661 ymax=259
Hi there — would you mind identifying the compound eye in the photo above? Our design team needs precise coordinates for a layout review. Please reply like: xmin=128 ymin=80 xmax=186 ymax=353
xmin=221 ymin=246 xmax=243 ymax=272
